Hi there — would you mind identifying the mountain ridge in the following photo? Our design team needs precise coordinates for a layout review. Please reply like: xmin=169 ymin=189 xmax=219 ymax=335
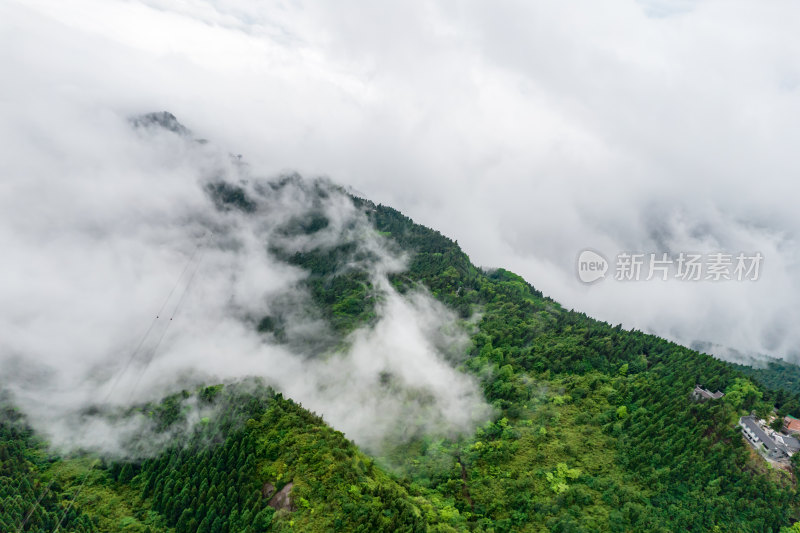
xmin=2 ymin=113 xmax=800 ymax=532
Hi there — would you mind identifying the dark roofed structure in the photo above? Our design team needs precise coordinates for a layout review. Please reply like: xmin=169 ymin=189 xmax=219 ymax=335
xmin=692 ymin=385 xmax=724 ymax=401
xmin=739 ymin=416 xmax=796 ymax=460
xmin=774 ymin=433 xmax=800 ymax=455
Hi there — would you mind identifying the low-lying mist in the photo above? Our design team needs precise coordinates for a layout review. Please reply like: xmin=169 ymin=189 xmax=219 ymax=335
xmin=0 ymin=111 xmax=492 ymax=457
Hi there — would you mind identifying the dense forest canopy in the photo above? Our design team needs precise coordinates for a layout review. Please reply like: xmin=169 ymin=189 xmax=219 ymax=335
xmin=3 ymin=176 xmax=800 ymax=532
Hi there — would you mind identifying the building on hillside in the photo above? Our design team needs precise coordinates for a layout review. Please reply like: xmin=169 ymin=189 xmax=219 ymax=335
xmin=692 ymin=385 xmax=724 ymax=401
xmin=775 ymin=433 xmax=800 ymax=455
xmin=784 ymin=415 xmax=800 ymax=434
xmin=740 ymin=416 xmax=800 ymax=460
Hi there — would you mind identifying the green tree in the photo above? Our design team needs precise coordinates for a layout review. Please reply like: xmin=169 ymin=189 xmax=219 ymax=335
xmin=725 ymin=378 xmax=763 ymax=412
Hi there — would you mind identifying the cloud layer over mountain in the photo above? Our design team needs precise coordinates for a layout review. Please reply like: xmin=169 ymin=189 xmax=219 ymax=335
xmin=0 ymin=111 xmax=490 ymax=455
xmin=3 ymin=0 xmax=800 ymax=377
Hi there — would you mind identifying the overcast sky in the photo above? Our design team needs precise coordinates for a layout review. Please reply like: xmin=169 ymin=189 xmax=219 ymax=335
xmin=3 ymin=0 xmax=800 ymax=365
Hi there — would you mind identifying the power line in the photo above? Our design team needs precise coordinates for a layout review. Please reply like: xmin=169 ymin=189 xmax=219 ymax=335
xmin=15 ymin=232 xmax=212 ymax=533
xmin=125 ymin=245 xmax=208 ymax=403
xmin=52 ymin=232 xmax=211 ymax=533
xmin=102 ymin=238 xmax=205 ymax=400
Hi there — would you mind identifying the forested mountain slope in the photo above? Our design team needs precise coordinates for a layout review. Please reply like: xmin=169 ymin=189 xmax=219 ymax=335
xmin=3 ymin=167 xmax=800 ymax=531
xmin=365 ymin=202 xmax=800 ymax=531
xmin=732 ymin=358 xmax=800 ymax=399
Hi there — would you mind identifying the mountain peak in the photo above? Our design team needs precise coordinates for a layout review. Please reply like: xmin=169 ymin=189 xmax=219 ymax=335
xmin=129 ymin=111 xmax=191 ymax=137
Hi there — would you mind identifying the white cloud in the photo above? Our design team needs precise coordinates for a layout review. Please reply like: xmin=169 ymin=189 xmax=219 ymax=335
xmin=3 ymin=0 xmax=800 ymax=428
xmin=0 ymin=105 xmax=490 ymax=454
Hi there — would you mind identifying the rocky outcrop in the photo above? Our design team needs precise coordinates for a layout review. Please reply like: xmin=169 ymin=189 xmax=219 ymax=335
xmin=129 ymin=111 xmax=192 ymax=137
xmin=267 ymin=481 xmax=295 ymax=511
